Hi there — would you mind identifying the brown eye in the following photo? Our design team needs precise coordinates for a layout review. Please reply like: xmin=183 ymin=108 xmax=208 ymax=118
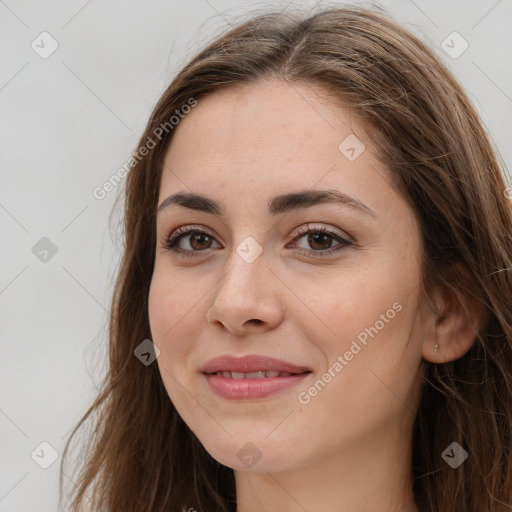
xmin=164 ymin=226 xmax=221 ymax=257
xmin=162 ymin=224 xmax=353 ymax=259
xmin=306 ymin=231 xmax=335 ymax=251
xmin=289 ymin=225 xmax=353 ymax=257
xmin=186 ymin=232 xmax=214 ymax=250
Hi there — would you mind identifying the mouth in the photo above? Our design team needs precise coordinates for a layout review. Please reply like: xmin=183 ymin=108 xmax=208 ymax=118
xmin=201 ymin=354 xmax=311 ymax=374
xmin=209 ymin=370 xmax=301 ymax=379
xmin=201 ymin=355 xmax=312 ymax=400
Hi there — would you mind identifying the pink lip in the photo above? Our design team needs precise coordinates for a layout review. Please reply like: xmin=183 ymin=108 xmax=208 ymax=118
xmin=201 ymin=354 xmax=311 ymax=374
xmin=201 ymin=355 xmax=312 ymax=400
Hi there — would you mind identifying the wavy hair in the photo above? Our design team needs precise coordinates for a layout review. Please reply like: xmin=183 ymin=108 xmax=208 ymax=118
xmin=60 ymin=4 xmax=512 ymax=512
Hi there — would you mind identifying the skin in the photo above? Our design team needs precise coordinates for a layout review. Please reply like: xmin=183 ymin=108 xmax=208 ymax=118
xmin=148 ymin=80 xmax=480 ymax=512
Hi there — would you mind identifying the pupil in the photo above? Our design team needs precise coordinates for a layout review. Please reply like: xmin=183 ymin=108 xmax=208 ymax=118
xmin=309 ymin=232 xmax=331 ymax=250
xmin=191 ymin=234 xmax=211 ymax=250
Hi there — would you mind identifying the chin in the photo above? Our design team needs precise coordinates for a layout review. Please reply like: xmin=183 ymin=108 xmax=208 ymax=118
xmin=194 ymin=431 xmax=302 ymax=473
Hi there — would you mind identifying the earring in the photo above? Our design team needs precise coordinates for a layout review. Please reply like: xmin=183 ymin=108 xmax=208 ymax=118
xmin=434 ymin=343 xmax=439 ymax=353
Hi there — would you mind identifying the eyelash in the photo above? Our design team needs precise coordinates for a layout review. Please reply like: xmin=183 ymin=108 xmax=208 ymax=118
xmin=160 ymin=223 xmax=353 ymax=259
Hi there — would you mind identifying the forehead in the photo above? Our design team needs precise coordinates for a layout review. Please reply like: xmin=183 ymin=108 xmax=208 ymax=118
xmin=165 ymin=80 xmax=365 ymax=166
xmin=158 ymin=80 xmax=396 ymax=218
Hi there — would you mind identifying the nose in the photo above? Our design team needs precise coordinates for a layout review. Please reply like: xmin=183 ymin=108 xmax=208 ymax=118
xmin=206 ymin=246 xmax=285 ymax=336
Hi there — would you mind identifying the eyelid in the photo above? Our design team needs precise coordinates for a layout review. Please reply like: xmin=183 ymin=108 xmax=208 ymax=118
xmin=292 ymin=223 xmax=353 ymax=244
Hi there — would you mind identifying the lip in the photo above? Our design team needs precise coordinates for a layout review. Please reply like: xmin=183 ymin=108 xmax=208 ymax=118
xmin=201 ymin=354 xmax=311 ymax=374
xmin=201 ymin=354 xmax=312 ymax=400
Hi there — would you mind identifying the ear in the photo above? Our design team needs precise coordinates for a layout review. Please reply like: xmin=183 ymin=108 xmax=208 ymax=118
xmin=422 ymin=266 xmax=487 ymax=364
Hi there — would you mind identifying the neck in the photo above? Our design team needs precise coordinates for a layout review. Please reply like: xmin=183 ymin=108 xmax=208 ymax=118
xmin=234 ymin=423 xmax=420 ymax=512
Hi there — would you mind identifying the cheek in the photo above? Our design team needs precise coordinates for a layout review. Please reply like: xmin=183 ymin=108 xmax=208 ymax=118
xmin=148 ymin=274 xmax=197 ymax=414
xmin=148 ymin=271 xmax=192 ymax=374
xmin=299 ymin=267 xmax=393 ymax=346
xmin=148 ymin=276 xmax=172 ymax=343
xmin=303 ymin=254 xmax=422 ymax=376
xmin=148 ymin=265 xmax=198 ymax=340
xmin=148 ymin=265 xmax=213 ymax=386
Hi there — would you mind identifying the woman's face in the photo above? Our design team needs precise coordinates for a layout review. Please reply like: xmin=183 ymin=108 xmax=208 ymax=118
xmin=148 ymin=80 xmax=430 ymax=473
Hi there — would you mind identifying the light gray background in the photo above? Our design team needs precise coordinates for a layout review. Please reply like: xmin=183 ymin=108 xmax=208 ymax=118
xmin=1 ymin=1 xmax=511 ymax=510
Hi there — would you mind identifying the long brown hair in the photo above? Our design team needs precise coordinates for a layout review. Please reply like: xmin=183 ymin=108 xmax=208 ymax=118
xmin=60 ymin=5 xmax=512 ymax=511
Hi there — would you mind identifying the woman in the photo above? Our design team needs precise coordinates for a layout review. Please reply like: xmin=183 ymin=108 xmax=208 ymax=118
xmin=60 ymin=5 xmax=512 ymax=512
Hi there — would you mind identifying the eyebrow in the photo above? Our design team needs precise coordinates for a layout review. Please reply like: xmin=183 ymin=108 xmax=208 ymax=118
xmin=156 ymin=189 xmax=377 ymax=219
